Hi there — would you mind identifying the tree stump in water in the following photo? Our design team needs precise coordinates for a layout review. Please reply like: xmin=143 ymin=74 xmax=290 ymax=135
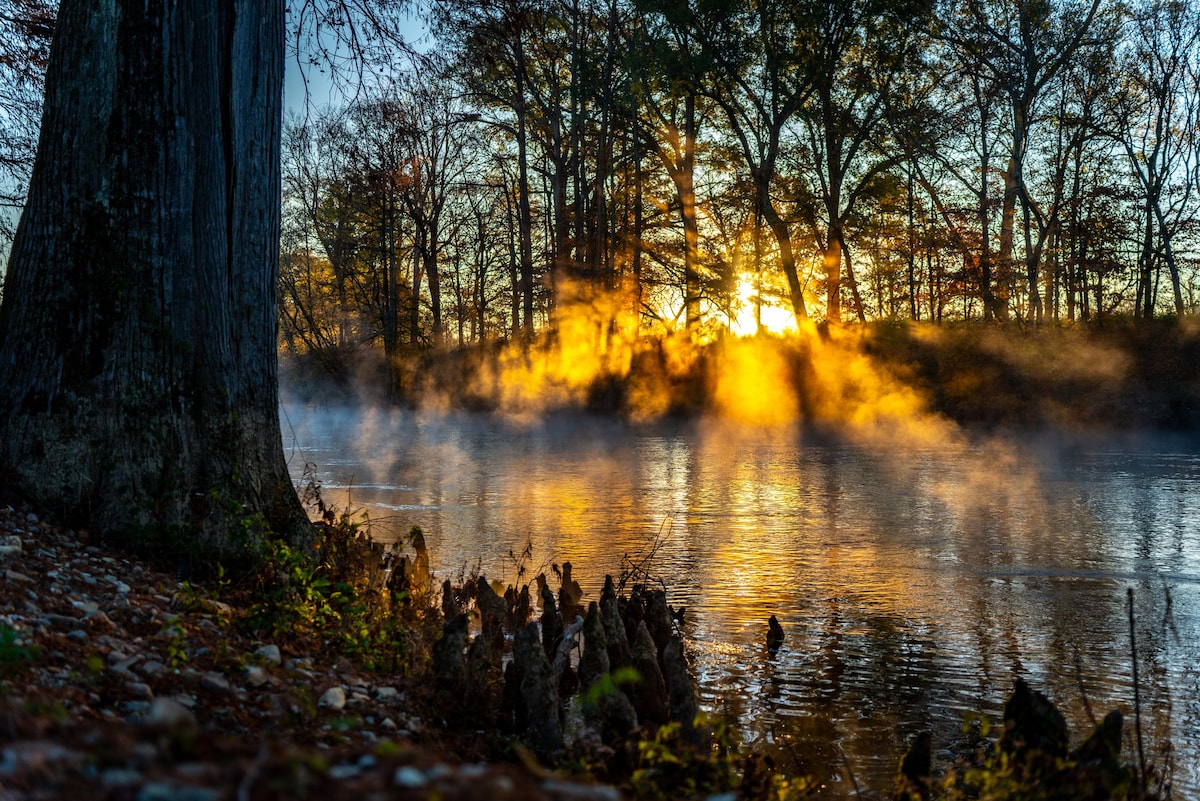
xmin=645 ymin=590 xmax=674 ymax=656
xmin=536 ymin=573 xmax=562 ymax=657
xmin=629 ymin=620 xmax=668 ymax=725
xmin=601 ymin=576 xmax=632 ymax=670
xmin=514 ymin=621 xmax=563 ymax=762
xmin=432 ymin=613 xmax=469 ymax=705
xmin=558 ymin=561 xmax=584 ymax=622
xmin=1001 ymin=678 xmax=1069 ymax=758
xmin=663 ymin=634 xmax=698 ymax=741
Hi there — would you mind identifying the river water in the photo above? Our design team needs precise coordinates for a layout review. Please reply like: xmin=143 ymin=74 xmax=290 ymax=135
xmin=281 ymin=402 xmax=1200 ymax=796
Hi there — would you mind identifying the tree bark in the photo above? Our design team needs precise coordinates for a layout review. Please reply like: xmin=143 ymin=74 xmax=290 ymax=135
xmin=0 ymin=0 xmax=308 ymax=557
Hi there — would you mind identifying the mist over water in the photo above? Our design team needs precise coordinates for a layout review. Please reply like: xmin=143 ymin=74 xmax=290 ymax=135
xmin=280 ymin=398 xmax=1200 ymax=796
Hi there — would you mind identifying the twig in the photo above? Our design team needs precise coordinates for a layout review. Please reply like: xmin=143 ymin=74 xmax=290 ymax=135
xmin=1073 ymin=649 xmax=1097 ymax=727
xmin=835 ymin=745 xmax=861 ymax=798
xmin=618 ymin=516 xmax=673 ymax=592
xmin=1128 ymin=587 xmax=1147 ymax=791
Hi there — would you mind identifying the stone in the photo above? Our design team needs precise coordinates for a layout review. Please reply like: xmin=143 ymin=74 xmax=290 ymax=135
xmin=373 ymin=686 xmax=399 ymax=700
xmin=244 ymin=666 xmax=269 ymax=687
xmin=46 ymin=613 xmax=84 ymax=630
xmin=102 ymin=767 xmax=144 ymax=787
xmin=319 ymin=686 xmax=347 ymax=710
xmin=255 ymin=644 xmax=282 ymax=665
xmin=139 ymin=660 xmax=167 ymax=680
xmin=541 ymin=780 xmax=622 ymax=800
xmin=136 ymin=783 xmax=220 ymax=801
xmin=394 ymin=766 xmax=427 ymax=788
xmin=143 ymin=698 xmax=198 ymax=731
xmin=199 ymin=672 xmax=230 ymax=694
xmin=0 ymin=740 xmax=86 ymax=776
xmin=124 ymin=681 xmax=154 ymax=699
xmin=109 ymin=655 xmax=142 ymax=676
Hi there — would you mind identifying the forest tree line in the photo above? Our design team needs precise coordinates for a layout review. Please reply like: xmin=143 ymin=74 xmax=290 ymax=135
xmin=278 ymin=0 xmax=1200 ymax=373
xmin=1 ymin=0 xmax=1198 ymax=373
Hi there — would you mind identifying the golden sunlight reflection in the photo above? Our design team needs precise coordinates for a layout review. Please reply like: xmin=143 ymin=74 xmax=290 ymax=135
xmin=284 ymin=401 xmax=1200 ymax=797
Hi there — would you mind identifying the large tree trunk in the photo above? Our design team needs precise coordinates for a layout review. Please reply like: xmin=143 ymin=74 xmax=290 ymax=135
xmin=0 ymin=0 xmax=308 ymax=557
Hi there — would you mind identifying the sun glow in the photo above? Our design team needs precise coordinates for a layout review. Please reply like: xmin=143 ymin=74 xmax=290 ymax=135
xmin=729 ymin=276 xmax=799 ymax=337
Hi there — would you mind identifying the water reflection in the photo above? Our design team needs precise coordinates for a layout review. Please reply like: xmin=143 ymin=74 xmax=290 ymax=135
xmin=282 ymin=403 xmax=1200 ymax=796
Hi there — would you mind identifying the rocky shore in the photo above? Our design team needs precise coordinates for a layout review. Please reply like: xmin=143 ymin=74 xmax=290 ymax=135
xmin=0 ymin=503 xmax=628 ymax=801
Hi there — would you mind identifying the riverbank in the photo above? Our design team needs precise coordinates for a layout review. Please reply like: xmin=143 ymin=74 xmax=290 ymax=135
xmin=0 ymin=502 xmax=623 ymax=801
xmin=1 ymin=494 xmax=1173 ymax=800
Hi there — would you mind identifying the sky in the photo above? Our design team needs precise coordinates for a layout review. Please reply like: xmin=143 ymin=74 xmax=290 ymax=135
xmin=283 ymin=11 xmax=431 ymax=119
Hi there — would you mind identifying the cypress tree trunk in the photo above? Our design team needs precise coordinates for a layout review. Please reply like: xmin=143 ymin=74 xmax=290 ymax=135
xmin=0 ymin=0 xmax=309 ymax=557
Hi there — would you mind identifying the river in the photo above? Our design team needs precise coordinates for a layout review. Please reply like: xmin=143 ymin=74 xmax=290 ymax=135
xmin=281 ymin=401 xmax=1199 ymax=796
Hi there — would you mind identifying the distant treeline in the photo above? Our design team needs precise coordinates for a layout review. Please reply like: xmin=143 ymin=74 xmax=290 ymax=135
xmin=279 ymin=0 xmax=1200 ymax=388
